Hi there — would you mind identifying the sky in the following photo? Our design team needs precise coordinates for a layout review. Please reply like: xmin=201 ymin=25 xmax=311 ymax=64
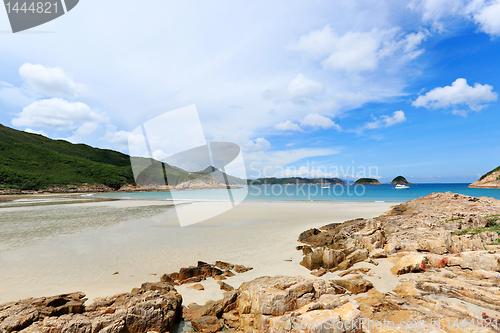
xmin=0 ymin=0 xmax=499 ymax=183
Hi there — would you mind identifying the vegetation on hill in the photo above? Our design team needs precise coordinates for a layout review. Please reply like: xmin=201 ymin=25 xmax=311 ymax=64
xmin=354 ymin=178 xmax=381 ymax=185
xmin=248 ymin=177 xmax=346 ymax=185
xmin=390 ymin=176 xmax=413 ymax=185
xmin=0 ymin=124 xmax=227 ymax=191
xmin=479 ymin=165 xmax=500 ymax=181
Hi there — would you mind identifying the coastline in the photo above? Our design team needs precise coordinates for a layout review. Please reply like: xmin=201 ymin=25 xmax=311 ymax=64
xmin=0 ymin=198 xmax=394 ymax=306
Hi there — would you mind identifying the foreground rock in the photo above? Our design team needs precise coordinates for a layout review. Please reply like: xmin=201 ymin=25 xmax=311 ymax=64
xmin=183 ymin=276 xmax=369 ymax=333
xmin=0 ymin=282 xmax=182 ymax=333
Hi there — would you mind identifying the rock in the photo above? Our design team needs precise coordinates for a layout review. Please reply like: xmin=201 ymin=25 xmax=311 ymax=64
xmin=369 ymin=248 xmax=387 ymax=259
xmin=299 ymin=248 xmax=324 ymax=270
xmin=0 ymin=283 xmax=182 ymax=333
xmin=215 ymin=261 xmax=234 ymax=270
xmin=331 ymin=278 xmax=374 ymax=295
xmin=223 ymin=270 xmax=235 ymax=277
xmin=190 ymin=316 xmax=221 ymax=333
xmin=188 ymin=284 xmax=205 ymax=291
xmin=390 ymin=254 xmax=429 ymax=275
xmin=234 ymin=264 xmax=252 ymax=273
xmin=459 ymin=251 xmax=500 ymax=272
xmin=218 ymin=281 xmax=234 ymax=291
xmin=213 ymin=275 xmax=227 ymax=281
xmin=310 ymin=268 xmax=327 ymax=277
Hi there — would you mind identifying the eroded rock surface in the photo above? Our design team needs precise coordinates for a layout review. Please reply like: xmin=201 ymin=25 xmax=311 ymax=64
xmin=0 ymin=282 xmax=182 ymax=333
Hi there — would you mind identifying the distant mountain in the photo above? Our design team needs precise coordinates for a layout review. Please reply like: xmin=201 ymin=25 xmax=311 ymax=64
xmin=200 ymin=166 xmax=247 ymax=185
xmin=469 ymin=166 xmax=500 ymax=188
xmin=390 ymin=176 xmax=413 ymax=185
xmin=354 ymin=178 xmax=381 ymax=185
xmin=248 ymin=177 xmax=346 ymax=185
xmin=0 ymin=124 xmax=242 ymax=191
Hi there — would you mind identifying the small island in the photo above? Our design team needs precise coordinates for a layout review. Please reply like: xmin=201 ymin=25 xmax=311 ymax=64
xmin=469 ymin=166 xmax=500 ymax=188
xmin=353 ymin=178 xmax=381 ymax=185
xmin=390 ymin=176 xmax=413 ymax=185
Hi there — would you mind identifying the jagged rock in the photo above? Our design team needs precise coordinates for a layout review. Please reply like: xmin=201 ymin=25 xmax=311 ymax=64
xmin=218 ymin=282 xmax=234 ymax=291
xmin=215 ymin=261 xmax=234 ymax=270
xmin=457 ymin=251 xmax=500 ymax=272
xmin=0 ymin=283 xmax=182 ymax=333
xmin=190 ymin=316 xmax=221 ymax=333
xmin=390 ymin=254 xmax=429 ymax=275
xmin=188 ymin=284 xmax=205 ymax=291
xmin=233 ymin=265 xmax=252 ymax=273
xmin=310 ymin=268 xmax=327 ymax=277
xmin=331 ymin=278 xmax=374 ymax=295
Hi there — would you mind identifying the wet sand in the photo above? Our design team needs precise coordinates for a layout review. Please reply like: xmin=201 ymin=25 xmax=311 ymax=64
xmin=0 ymin=197 xmax=395 ymax=305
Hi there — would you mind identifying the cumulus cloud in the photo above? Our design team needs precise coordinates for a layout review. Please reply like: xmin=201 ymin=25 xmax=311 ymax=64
xmin=364 ymin=111 xmax=407 ymax=130
xmin=412 ymin=78 xmax=497 ymax=115
xmin=12 ymin=98 xmax=108 ymax=133
xmin=244 ymin=138 xmax=271 ymax=152
xmin=291 ymin=25 xmax=427 ymax=72
xmin=19 ymin=63 xmax=87 ymax=97
xmin=263 ymin=74 xmax=324 ymax=104
xmin=300 ymin=114 xmax=341 ymax=130
xmin=409 ymin=0 xmax=500 ymax=36
xmin=467 ymin=0 xmax=500 ymax=36
xmin=274 ymin=120 xmax=303 ymax=132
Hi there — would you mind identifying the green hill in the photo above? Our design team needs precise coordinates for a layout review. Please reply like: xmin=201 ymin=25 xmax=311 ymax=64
xmin=354 ymin=178 xmax=381 ymax=185
xmin=0 ymin=124 xmax=200 ymax=191
xmin=389 ymin=176 xmax=413 ymax=185
xmin=248 ymin=177 xmax=346 ymax=185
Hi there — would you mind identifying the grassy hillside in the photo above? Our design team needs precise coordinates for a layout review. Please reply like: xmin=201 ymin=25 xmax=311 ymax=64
xmin=0 ymin=124 xmax=202 ymax=190
xmin=480 ymin=166 xmax=500 ymax=181
xmin=354 ymin=178 xmax=381 ymax=185
xmin=248 ymin=177 xmax=346 ymax=185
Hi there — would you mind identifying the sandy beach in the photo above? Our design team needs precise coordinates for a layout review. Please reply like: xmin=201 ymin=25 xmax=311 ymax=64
xmin=0 ymin=196 xmax=394 ymax=305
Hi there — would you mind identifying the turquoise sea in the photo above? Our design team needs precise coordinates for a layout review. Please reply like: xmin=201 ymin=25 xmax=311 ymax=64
xmin=97 ymin=183 xmax=500 ymax=202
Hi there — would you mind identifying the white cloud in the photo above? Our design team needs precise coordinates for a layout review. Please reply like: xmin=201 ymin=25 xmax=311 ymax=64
xmin=245 ymin=147 xmax=340 ymax=178
xmin=263 ymin=74 xmax=324 ymax=104
xmin=291 ymin=25 xmax=427 ymax=72
xmin=408 ymin=0 xmax=465 ymax=32
xmin=300 ymin=114 xmax=341 ymax=130
xmin=0 ymin=82 xmax=34 ymax=107
xmin=102 ymin=129 xmax=131 ymax=147
xmin=412 ymin=78 xmax=497 ymax=114
xmin=364 ymin=110 xmax=407 ymax=130
xmin=467 ymin=0 xmax=500 ymax=36
xmin=19 ymin=63 xmax=87 ymax=97
xmin=244 ymin=138 xmax=271 ymax=152
xmin=274 ymin=120 xmax=303 ymax=132
xmin=12 ymin=98 xmax=108 ymax=133
xmin=409 ymin=0 xmax=500 ymax=36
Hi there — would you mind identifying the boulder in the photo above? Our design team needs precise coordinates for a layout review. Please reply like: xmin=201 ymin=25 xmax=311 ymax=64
xmin=390 ymin=254 xmax=429 ymax=275
xmin=331 ymin=278 xmax=374 ymax=295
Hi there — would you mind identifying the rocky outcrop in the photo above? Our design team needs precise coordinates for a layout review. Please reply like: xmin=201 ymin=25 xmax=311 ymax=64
xmin=183 ymin=276 xmax=371 ymax=333
xmin=353 ymin=178 xmax=381 ymax=185
xmin=161 ymin=261 xmax=252 ymax=285
xmin=298 ymin=192 xmax=500 ymax=273
xmin=0 ymin=282 xmax=182 ymax=333
xmin=389 ymin=175 xmax=413 ymax=185
xmin=470 ymin=166 xmax=500 ymax=188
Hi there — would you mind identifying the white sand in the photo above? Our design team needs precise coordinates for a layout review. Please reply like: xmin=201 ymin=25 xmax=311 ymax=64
xmin=0 ymin=199 xmax=394 ymax=305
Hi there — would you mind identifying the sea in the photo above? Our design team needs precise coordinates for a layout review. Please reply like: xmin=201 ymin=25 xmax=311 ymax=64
xmin=97 ymin=183 xmax=500 ymax=203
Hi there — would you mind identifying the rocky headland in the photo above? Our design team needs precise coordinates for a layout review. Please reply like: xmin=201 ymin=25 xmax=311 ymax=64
xmin=3 ymin=192 xmax=500 ymax=332
xmin=389 ymin=176 xmax=413 ymax=185
xmin=470 ymin=166 xmax=500 ymax=189
xmin=353 ymin=178 xmax=381 ymax=185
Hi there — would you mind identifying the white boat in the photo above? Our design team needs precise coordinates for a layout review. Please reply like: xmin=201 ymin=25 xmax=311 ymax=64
xmin=395 ymin=184 xmax=409 ymax=189
xmin=321 ymin=185 xmax=329 ymax=189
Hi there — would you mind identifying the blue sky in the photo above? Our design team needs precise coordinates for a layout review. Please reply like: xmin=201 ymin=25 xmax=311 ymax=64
xmin=0 ymin=0 xmax=499 ymax=183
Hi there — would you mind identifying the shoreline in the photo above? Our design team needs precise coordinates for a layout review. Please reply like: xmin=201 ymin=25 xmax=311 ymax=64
xmin=0 ymin=198 xmax=394 ymax=306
